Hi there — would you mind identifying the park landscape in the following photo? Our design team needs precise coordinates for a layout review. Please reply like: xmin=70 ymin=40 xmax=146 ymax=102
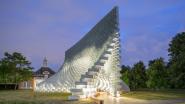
xmin=0 ymin=32 xmax=185 ymax=103
xmin=0 ymin=0 xmax=185 ymax=104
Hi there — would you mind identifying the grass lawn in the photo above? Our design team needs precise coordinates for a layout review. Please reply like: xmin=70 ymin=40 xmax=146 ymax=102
xmin=121 ymin=89 xmax=185 ymax=100
xmin=0 ymin=90 xmax=94 ymax=104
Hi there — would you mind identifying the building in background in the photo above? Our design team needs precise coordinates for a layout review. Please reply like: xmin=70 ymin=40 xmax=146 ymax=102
xmin=19 ymin=58 xmax=55 ymax=89
xmin=34 ymin=57 xmax=55 ymax=80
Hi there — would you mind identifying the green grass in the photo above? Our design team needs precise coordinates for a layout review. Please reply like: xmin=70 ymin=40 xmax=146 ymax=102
xmin=121 ymin=89 xmax=185 ymax=100
xmin=1 ymin=89 xmax=185 ymax=103
xmin=178 ymin=103 xmax=185 ymax=104
xmin=0 ymin=90 xmax=94 ymax=104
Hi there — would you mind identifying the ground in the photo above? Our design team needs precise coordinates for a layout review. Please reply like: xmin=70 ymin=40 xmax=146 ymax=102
xmin=96 ymin=90 xmax=185 ymax=104
xmin=0 ymin=90 xmax=185 ymax=104
xmin=97 ymin=95 xmax=185 ymax=104
xmin=0 ymin=90 xmax=93 ymax=104
xmin=121 ymin=89 xmax=185 ymax=100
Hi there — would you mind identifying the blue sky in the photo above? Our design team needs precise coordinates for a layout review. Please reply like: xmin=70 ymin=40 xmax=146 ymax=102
xmin=0 ymin=0 xmax=185 ymax=71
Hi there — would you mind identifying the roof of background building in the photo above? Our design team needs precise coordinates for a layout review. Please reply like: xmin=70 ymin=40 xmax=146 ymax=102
xmin=33 ymin=57 xmax=55 ymax=77
xmin=34 ymin=67 xmax=55 ymax=75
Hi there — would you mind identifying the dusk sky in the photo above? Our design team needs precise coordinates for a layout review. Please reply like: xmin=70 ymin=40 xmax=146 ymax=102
xmin=0 ymin=0 xmax=185 ymax=71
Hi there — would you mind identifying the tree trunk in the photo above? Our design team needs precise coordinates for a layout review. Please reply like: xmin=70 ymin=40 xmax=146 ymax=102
xmin=14 ymin=83 xmax=18 ymax=90
xmin=14 ymin=74 xmax=17 ymax=90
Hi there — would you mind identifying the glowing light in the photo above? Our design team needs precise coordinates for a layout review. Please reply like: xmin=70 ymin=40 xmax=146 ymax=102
xmin=34 ymin=7 xmax=130 ymax=100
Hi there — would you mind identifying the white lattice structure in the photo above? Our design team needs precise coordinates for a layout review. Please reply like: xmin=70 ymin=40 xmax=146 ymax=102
xmin=35 ymin=6 xmax=130 ymax=100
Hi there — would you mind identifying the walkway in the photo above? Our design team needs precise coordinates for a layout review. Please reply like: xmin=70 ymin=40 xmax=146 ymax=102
xmin=95 ymin=93 xmax=185 ymax=104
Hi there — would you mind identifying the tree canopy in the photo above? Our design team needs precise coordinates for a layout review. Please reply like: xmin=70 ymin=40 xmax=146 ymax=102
xmin=146 ymin=57 xmax=167 ymax=89
xmin=168 ymin=32 xmax=185 ymax=88
xmin=0 ymin=52 xmax=33 ymax=85
xmin=120 ymin=32 xmax=185 ymax=90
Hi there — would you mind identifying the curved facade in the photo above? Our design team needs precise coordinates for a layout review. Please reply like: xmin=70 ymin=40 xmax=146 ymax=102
xmin=35 ymin=6 xmax=130 ymax=99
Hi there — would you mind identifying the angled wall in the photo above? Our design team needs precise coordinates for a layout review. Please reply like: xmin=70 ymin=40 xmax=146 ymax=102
xmin=35 ymin=7 xmax=129 ymax=98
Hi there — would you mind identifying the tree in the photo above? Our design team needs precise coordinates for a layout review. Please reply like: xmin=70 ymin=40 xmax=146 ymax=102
xmin=131 ymin=61 xmax=147 ymax=89
xmin=121 ymin=65 xmax=131 ymax=74
xmin=146 ymin=58 xmax=167 ymax=89
xmin=0 ymin=58 xmax=15 ymax=83
xmin=0 ymin=52 xmax=33 ymax=89
xmin=120 ymin=65 xmax=131 ymax=86
xmin=168 ymin=32 xmax=185 ymax=88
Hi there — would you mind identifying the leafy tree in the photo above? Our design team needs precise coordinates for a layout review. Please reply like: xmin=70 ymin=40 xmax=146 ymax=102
xmin=146 ymin=57 xmax=167 ymax=89
xmin=0 ymin=52 xmax=33 ymax=89
xmin=0 ymin=58 xmax=15 ymax=83
xmin=120 ymin=65 xmax=131 ymax=74
xmin=131 ymin=61 xmax=147 ymax=89
xmin=129 ymin=69 xmax=136 ymax=89
xmin=168 ymin=32 xmax=185 ymax=88
xmin=120 ymin=65 xmax=131 ymax=86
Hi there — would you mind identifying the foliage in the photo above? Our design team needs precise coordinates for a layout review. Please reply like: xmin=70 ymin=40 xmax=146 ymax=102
xmin=120 ymin=32 xmax=185 ymax=90
xmin=121 ymin=61 xmax=147 ymax=89
xmin=120 ymin=65 xmax=130 ymax=85
xmin=168 ymin=32 xmax=185 ymax=88
xmin=146 ymin=57 xmax=168 ymax=89
xmin=0 ymin=52 xmax=33 ymax=85
xmin=131 ymin=61 xmax=147 ymax=89
xmin=120 ymin=65 xmax=131 ymax=74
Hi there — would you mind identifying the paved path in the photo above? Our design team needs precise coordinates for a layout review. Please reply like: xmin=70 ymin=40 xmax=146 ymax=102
xmin=96 ymin=93 xmax=185 ymax=104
